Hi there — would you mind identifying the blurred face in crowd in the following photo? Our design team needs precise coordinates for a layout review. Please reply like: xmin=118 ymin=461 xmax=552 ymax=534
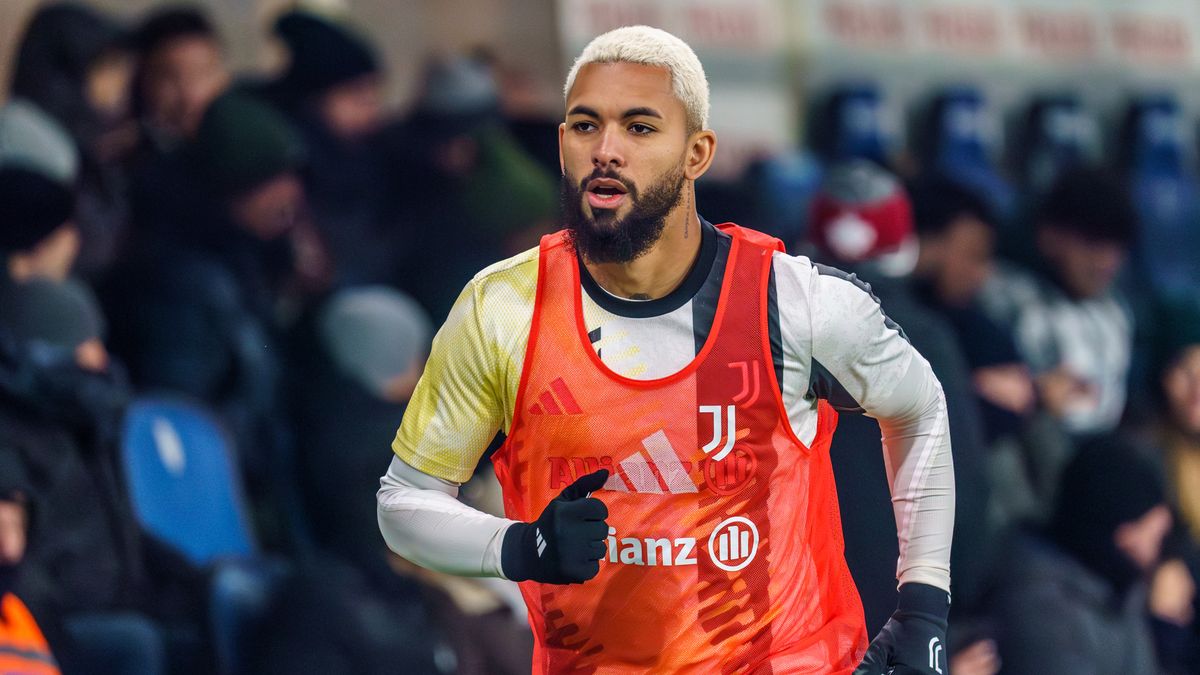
xmin=1037 ymin=226 xmax=1126 ymax=299
xmin=6 ymin=223 xmax=81 ymax=283
xmin=1115 ymin=504 xmax=1172 ymax=572
xmin=319 ymin=75 xmax=384 ymax=142
xmin=141 ymin=35 xmax=230 ymax=139
xmin=917 ymin=212 xmax=994 ymax=307
xmin=0 ymin=499 xmax=27 ymax=568
xmin=559 ymin=62 xmax=714 ymax=264
xmin=87 ymin=49 xmax=135 ymax=121
xmin=229 ymin=174 xmax=305 ymax=241
xmin=1165 ymin=346 xmax=1200 ymax=435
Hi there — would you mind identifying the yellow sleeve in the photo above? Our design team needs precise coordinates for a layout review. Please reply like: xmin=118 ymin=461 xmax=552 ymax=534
xmin=391 ymin=247 xmax=538 ymax=483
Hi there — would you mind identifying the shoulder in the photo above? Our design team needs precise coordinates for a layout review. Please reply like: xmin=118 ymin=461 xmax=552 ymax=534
xmin=467 ymin=245 xmax=540 ymax=319
xmin=769 ymin=251 xmax=817 ymax=299
xmin=445 ymin=245 xmax=540 ymax=359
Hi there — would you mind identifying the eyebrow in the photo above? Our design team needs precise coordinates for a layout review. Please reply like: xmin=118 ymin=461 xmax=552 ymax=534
xmin=566 ymin=105 xmax=664 ymax=120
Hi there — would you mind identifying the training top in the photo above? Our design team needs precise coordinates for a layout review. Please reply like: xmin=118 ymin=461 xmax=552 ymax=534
xmin=379 ymin=219 xmax=953 ymax=605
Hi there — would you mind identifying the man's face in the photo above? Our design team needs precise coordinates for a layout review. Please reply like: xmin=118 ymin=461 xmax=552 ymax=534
xmin=559 ymin=62 xmax=691 ymax=263
xmin=1039 ymin=227 xmax=1126 ymax=299
xmin=319 ymin=75 xmax=384 ymax=142
xmin=229 ymin=174 xmax=304 ymax=241
xmin=0 ymin=500 xmax=27 ymax=567
xmin=1165 ymin=346 xmax=1200 ymax=434
xmin=924 ymin=214 xmax=994 ymax=307
xmin=142 ymin=36 xmax=230 ymax=139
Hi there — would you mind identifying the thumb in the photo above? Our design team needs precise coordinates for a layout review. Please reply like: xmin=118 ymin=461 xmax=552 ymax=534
xmin=557 ymin=469 xmax=609 ymax=501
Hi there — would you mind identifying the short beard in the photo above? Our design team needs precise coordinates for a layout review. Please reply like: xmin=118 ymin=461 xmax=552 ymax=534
xmin=561 ymin=165 xmax=686 ymax=264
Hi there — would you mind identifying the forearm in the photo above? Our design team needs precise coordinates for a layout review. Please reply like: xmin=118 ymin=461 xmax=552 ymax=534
xmin=874 ymin=354 xmax=955 ymax=593
xmin=376 ymin=456 xmax=516 ymax=578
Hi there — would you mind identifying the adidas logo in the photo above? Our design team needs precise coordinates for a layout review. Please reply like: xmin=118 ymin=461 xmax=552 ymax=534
xmin=528 ymin=377 xmax=581 ymax=415
xmin=535 ymin=527 xmax=547 ymax=557
xmin=604 ymin=430 xmax=698 ymax=494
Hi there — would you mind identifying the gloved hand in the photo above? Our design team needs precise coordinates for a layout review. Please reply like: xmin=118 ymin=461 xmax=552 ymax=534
xmin=854 ymin=583 xmax=951 ymax=675
xmin=501 ymin=469 xmax=610 ymax=584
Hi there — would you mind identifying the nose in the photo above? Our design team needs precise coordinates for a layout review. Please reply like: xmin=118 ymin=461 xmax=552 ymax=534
xmin=592 ymin=124 xmax=626 ymax=170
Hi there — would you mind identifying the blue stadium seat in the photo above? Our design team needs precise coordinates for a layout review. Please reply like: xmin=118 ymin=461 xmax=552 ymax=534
xmin=920 ymin=86 xmax=1015 ymax=225
xmin=1122 ymin=95 xmax=1200 ymax=295
xmin=120 ymin=396 xmax=256 ymax=565
xmin=813 ymin=83 xmax=895 ymax=166
xmin=1016 ymin=95 xmax=1100 ymax=193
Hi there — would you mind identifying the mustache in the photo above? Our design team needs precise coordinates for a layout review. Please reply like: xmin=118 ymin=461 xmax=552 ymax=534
xmin=578 ymin=168 xmax=637 ymax=196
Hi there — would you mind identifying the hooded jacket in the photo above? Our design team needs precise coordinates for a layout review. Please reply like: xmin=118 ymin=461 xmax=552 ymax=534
xmin=0 ymin=328 xmax=144 ymax=616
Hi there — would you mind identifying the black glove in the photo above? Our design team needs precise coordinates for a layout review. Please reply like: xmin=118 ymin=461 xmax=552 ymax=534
xmin=854 ymin=583 xmax=951 ymax=675
xmin=501 ymin=469 xmax=610 ymax=584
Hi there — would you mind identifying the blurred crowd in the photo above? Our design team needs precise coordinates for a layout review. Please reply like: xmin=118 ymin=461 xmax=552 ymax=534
xmin=0 ymin=2 xmax=1198 ymax=674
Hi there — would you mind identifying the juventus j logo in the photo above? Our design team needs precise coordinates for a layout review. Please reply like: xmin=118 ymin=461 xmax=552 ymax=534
xmin=929 ymin=637 xmax=944 ymax=674
xmin=699 ymin=405 xmax=736 ymax=461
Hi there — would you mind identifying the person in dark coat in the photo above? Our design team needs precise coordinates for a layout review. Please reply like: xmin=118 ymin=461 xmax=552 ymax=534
xmin=987 ymin=437 xmax=1172 ymax=674
xmin=0 ymin=278 xmax=166 ymax=675
xmin=104 ymin=91 xmax=326 ymax=501
xmin=385 ymin=56 xmax=557 ymax=319
xmin=257 ymin=9 xmax=396 ymax=286
xmin=129 ymin=6 xmax=230 ymax=155
xmin=9 ymin=2 xmax=136 ymax=277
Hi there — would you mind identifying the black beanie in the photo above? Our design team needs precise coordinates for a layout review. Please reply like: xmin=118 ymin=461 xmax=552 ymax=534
xmin=273 ymin=10 xmax=378 ymax=100
xmin=0 ymin=167 xmax=75 ymax=253
xmin=1051 ymin=437 xmax=1166 ymax=594
xmin=188 ymin=90 xmax=304 ymax=196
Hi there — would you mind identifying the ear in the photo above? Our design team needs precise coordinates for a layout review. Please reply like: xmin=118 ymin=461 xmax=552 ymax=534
xmin=684 ymin=129 xmax=717 ymax=181
xmin=558 ymin=122 xmax=567 ymax=176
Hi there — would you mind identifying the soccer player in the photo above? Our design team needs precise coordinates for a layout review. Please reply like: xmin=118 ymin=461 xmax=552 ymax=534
xmin=378 ymin=26 xmax=954 ymax=674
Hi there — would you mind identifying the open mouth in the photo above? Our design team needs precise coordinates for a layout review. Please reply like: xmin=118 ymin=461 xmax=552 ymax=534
xmin=586 ymin=178 xmax=629 ymax=209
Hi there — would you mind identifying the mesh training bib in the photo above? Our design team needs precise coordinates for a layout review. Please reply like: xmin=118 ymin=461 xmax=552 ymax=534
xmin=492 ymin=224 xmax=867 ymax=674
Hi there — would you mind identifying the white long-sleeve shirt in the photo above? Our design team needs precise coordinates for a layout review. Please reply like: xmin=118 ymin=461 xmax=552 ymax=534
xmin=378 ymin=222 xmax=954 ymax=592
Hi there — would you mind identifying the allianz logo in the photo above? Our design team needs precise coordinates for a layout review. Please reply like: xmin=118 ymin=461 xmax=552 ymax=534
xmin=604 ymin=517 xmax=759 ymax=572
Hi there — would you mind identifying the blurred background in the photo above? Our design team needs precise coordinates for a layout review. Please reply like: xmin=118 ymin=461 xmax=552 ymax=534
xmin=1 ymin=0 xmax=1199 ymax=673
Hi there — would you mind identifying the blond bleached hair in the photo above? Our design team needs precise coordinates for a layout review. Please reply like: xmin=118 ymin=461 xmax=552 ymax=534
xmin=564 ymin=25 xmax=710 ymax=133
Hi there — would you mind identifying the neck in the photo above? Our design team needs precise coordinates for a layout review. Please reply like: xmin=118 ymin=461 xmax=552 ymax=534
xmin=583 ymin=188 xmax=702 ymax=300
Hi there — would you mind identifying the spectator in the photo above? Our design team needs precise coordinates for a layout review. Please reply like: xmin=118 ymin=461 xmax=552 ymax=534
xmin=0 ymin=455 xmax=61 ymax=674
xmin=1154 ymin=297 xmax=1200 ymax=543
xmin=260 ymin=9 xmax=396 ymax=285
xmin=290 ymin=286 xmax=430 ymax=562
xmin=104 ymin=90 xmax=323 ymax=495
xmin=978 ymin=168 xmax=1138 ymax=437
xmin=0 ymin=278 xmax=168 ymax=675
xmin=129 ymin=6 xmax=230 ymax=155
xmin=909 ymin=175 xmax=1075 ymax=530
xmin=288 ymin=286 xmax=532 ymax=674
xmin=0 ymin=98 xmax=81 ymax=286
xmin=987 ymin=437 xmax=1175 ymax=674
xmin=909 ymin=175 xmax=1036 ymax=439
xmin=388 ymin=56 xmax=556 ymax=318
xmin=808 ymin=161 xmax=993 ymax=623
xmin=9 ymin=2 xmax=135 ymax=277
